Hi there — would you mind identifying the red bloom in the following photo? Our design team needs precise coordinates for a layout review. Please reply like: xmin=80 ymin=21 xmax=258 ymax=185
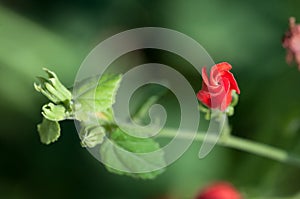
xmin=282 ymin=17 xmax=300 ymax=70
xmin=195 ymin=182 xmax=242 ymax=199
xmin=197 ymin=62 xmax=240 ymax=111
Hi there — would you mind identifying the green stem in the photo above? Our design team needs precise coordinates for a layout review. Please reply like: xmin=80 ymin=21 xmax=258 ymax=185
xmin=158 ymin=129 xmax=300 ymax=167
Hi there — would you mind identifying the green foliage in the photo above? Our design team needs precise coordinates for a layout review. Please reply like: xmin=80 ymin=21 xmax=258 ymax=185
xmin=34 ymin=69 xmax=167 ymax=179
xmin=74 ymin=73 xmax=167 ymax=179
xmin=95 ymin=74 xmax=123 ymax=112
xmin=74 ymin=74 xmax=122 ymax=121
xmin=37 ymin=118 xmax=60 ymax=144
xmin=35 ymin=68 xmax=73 ymax=144
xmin=100 ymin=128 xmax=166 ymax=179
xmin=74 ymin=73 xmax=123 ymax=149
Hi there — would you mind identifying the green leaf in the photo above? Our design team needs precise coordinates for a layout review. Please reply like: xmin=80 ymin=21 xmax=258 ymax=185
xmin=37 ymin=118 xmax=61 ymax=144
xmin=74 ymin=74 xmax=122 ymax=121
xmin=95 ymin=74 xmax=122 ymax=111
xmin=100 ymin=128 xmax=166 ymax=179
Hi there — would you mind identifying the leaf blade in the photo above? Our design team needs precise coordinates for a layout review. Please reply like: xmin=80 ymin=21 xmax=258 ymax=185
xmin=100 ymin=128 xmax=166 ymax=179
xmin=37 ymin=118 xmax=61 ymax=144
xmin=74 ymin=74 xmax=122 ymax=121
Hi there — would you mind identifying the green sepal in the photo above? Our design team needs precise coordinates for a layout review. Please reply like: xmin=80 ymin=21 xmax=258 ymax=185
xmin=100 ymin=128 xmax=166 ymax=179
xmin=37 ymin=118 xmax=61 ymax=144
xmin=199 ymin=104 xmax=211 ymax=120
xmin=226 ymin=106 xmax=234 ymax=116
xmin=230 ymin=90 xmax=239 ymax=107
xmin=225 ymin=90 xmax=239 ymax=117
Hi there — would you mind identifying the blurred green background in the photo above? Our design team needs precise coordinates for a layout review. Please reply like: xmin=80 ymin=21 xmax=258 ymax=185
xmin=1 ymin=0 xmax=300 ymax=198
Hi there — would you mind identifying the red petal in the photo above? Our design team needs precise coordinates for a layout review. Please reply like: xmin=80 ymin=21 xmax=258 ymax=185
xmin=215 ymin=62 xmax=232 ymax=72
xmin=222 ymin=71 xmax=240 ymax=94
xmin=221 ymin=86 xmax=232 ymax=111
xmin=210 ymin=79 xmax=230 ymax=110
xmin=286 ymin=50 xmax=294 ymax=64
xmin=201 ymin=67 xmax=209 ymax=86
xmin=197 ymin=90 xmax=211 ymax=108
xmin=210 ymin=62 xmax=232 ymax=85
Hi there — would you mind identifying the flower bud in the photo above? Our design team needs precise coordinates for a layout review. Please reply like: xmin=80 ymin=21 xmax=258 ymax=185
xmin=282 ymin=17 xmax=300 ymax=70
xmin=197 ymin=62 xmax=240 ymax=112
xmin=34 ymin=68 xmax=72 ymax=104
xmin=80 ymin=125 xmax=106 ymax=148
xmin=195 ymin=182 xmax=242 ymax=199
xmin=42 ymin=103 xmax=68 ymax=121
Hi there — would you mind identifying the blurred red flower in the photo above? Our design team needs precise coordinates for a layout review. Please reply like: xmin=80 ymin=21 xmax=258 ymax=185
xmin=197 ymin=62 xmax=240 ymax=111
xmin=195 ymin=182 xmax=242 ymax=199
xmin=282 ymin=17 xmax=300 ymax=70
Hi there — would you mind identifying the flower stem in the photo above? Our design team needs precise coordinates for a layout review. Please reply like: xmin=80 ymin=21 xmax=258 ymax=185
xmin=158 ymin=129 xmax=300 ymax=167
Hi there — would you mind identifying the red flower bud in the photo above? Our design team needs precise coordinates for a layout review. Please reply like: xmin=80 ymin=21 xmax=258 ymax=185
xmin=195 ymin=182 xmax=242 ymax=199
xmin=197 ymin=62 xmax=240 ymax=111
xmin=282 ymin=17 xmax=300 ymax=70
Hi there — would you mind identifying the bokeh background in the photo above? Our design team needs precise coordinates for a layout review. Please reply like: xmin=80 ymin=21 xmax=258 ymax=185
xmin=1 ymin=0 xmax=300 ymax=198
